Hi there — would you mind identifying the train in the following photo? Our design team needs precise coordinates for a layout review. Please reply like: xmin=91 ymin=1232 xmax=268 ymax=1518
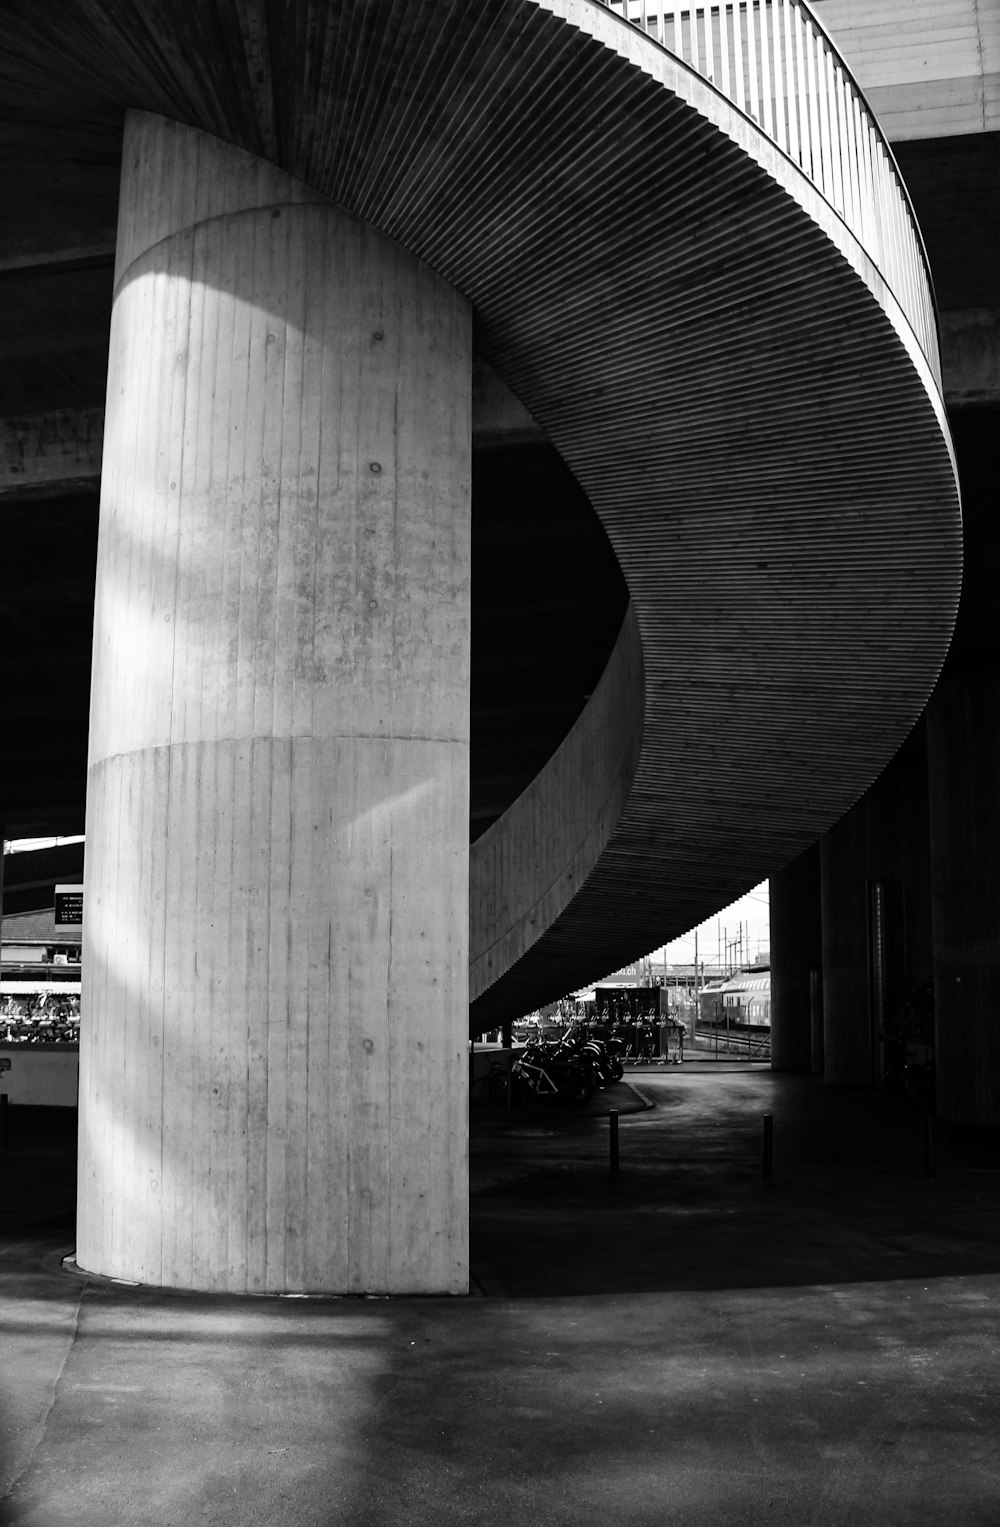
xmin=697 ymin=968 xmax=770 ymax=1029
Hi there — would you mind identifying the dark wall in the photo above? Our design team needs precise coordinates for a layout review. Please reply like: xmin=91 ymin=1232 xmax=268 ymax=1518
xmin=821 ymin=723 xmax=934 ymax=1088
xmin=816 ymin=406 xmax=999 ymax=1109
xmin=769 ymin=843 xmax=821 ymax=1072
xmin=924 ymin=405 xmax=1000 ymax=1127
xmin=471 ymin=442 xmax=627 ymax=839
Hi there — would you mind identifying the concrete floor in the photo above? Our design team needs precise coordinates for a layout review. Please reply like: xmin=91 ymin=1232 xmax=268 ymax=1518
xmin=1 ymin=1069 xmax=998 ymax=1525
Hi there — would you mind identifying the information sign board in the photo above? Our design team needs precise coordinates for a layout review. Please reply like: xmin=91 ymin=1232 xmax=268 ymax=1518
xmin=54 ymin=885 xmax=84 ymax=937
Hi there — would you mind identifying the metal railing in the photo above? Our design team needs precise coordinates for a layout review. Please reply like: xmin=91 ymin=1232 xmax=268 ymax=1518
xmin=598 ymin=0 xmax=939 ymax=379
xmin=695 ymin=1023 xmax=772 ymax=1061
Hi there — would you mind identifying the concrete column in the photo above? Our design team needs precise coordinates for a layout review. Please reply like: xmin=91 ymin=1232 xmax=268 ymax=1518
xmin=927 ymin=668 xmax=1000 ymax=1130
xmin=820 ymin=725 xmax=933 ymax=1089
xmin=769 ymin=843 xmax=821 ymax=1073
xmin=78 ymin=113 xmax=472 ymax=1294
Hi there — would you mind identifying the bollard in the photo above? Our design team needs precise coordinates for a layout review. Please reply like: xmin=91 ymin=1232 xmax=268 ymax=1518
xmin=762 ymin=1113 xmax=773 ymax=1179
xmin=924 ymin=1113 xmax=935 ymax=1180
xmin=0 ymin=1093 xmax=7 ymax=1151
xmin=503 ymin=1022 xmax=514 ymax=1113
xmin=609 ymin=1108 xmax=619 ymax=1177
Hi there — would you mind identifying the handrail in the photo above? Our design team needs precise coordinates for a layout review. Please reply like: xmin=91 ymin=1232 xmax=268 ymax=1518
xmin=596 ymin=0 xmax=940 ymax=381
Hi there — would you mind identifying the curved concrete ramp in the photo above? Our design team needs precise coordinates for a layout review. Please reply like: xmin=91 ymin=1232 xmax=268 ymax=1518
xmin=2 ymin=0 xmax=961 ymax=1023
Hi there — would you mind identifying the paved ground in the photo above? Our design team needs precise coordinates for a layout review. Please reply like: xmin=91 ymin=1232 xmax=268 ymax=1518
xmin=1 ymin=1070 xmax=998 ymax=1525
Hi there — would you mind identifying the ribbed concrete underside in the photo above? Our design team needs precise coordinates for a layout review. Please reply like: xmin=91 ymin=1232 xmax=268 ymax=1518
xmin=1 ymin=0 xmax=961 ymax=1017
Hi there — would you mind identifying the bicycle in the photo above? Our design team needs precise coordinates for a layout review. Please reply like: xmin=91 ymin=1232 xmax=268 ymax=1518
xmin=512 ymin=1043 xmax=594 ymax=1107
xmin=470 ymin=1057 xmax=510 ymax=1107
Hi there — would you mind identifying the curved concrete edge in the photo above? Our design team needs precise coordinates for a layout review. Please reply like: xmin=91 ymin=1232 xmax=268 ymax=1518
xmin=620 ymin=1079 xmax=656 ymax=1112
xmin=541 ymin=0 xmax=942 ymax=396
xmin=465 ymin=8 xmax=960 ymax=1023
xmin=113 ymin=108 xmax=327 ymax=289
xmin=470 ymin=605 xmax=643 ymax=1003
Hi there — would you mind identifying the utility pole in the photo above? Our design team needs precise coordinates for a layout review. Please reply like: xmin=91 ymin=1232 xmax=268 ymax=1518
xmin=694 ymin=927 xmax=700 ymax=1045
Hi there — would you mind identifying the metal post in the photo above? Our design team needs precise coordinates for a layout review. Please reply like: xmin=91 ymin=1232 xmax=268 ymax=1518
xmin=924 ymin=1113 xmax=935 ymax=1180
xmin=866 ymin=879 xmax=888 ymax=1087
xmin=763 ymin=1113 xmax=773 ymax=1179
xmin=609 ymin=1107 xmax=619 ymax=1177
xmin=694 ymin=931 xmax=700 ymax=1055
xmin=809 ymin=968 xmax=824 ymax=1075
xmin=503 ymin=1019 xmax=514 ymax=1112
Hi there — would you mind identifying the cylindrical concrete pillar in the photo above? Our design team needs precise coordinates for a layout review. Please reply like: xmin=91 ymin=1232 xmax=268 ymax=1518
xmin=78 ymin=113 xmax=472 ymax=1293
xmin=820 ymin=725 xmax=933 ymax=1089
xmin=769 ymin=843 xmax=821 ymax=1072
xmin=927 ymin=667 xmax=1000 ymax=1130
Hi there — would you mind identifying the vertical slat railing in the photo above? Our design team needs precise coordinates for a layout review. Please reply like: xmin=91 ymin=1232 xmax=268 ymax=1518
xmin=836 ymin=65 xmax=855 ymax=228
xmin=718 ymin=2 xmax=731 ymax=100
xmin=702 ymin=3 xmax=715 ymax=84
xmin=745 ymin=0 xmax=760 ymax=126
xmin=830 ymin=63 xmax=848 ymax=222
xmin=731 ymin=0 xmax=746 ymax=112
xmin=806 ymin=10 xmax=823 ymax=183
xmin=872 ymin=132 xmax=890 ymax=280
xmin=758 ymin=0 xmax=775 ymax=139
xmin=775 ymin=0 xmax=787 ymax=151
xmin=846 ymin=67 xmax=861 ymax=229
xmin=793 ymin=2 xmax=810 ymax=178
xmin=782 ymin=0 xmax=799 ymax=165
xmin=814 ymin=30 xmax=830 ymax=195
xmin=594 ymin=0 xmax=938 ymax=380
xmin=885 ymin=143 xmax=900 ymax=306
xmin=856 ymin=94 xmax=875 ymax=253
xmin=824 ymin=45 xmax=844 ymax=217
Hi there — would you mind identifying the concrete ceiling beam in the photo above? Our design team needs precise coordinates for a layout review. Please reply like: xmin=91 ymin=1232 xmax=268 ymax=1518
xmin=0 ymin=405 xmax=104 ymax=500
xmin=0 ymin=359 xmax=544 ymax=507
xmin=940 ymin=307 xmax=1000 ymax=405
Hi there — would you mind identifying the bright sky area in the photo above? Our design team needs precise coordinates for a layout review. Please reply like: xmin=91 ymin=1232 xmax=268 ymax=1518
xmin=644 ymin=881 xmax=770 ymax=970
